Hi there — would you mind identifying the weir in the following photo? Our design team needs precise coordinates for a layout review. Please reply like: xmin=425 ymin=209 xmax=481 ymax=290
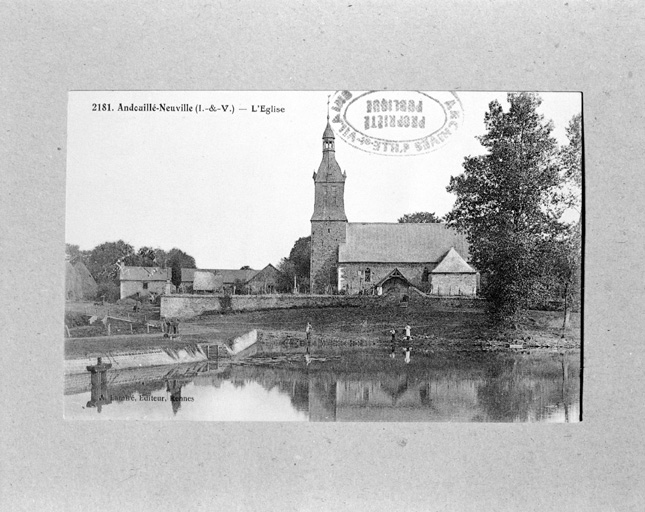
xmin=65 ymin=344 xmax=208 ymax=375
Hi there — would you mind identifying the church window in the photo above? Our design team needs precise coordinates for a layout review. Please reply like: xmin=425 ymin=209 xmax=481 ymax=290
xmin=364 ymin=268 xmax=371 ymax=282
xmin=422 ymin=267 xmax=429 ymax=282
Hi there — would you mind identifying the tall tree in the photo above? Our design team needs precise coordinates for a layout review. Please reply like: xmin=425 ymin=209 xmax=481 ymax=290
xmin=398 ymin=211 xmax=443 ymax=223
xmin=553 ymin=113 xmax=582 ymax=332
xmin=277 ymin=236 xmax=311 ymax=292
xmin=446 ymin=93 xmax=567 ymax=324
xmin=166 ymin=248 xmax=197 ymax=288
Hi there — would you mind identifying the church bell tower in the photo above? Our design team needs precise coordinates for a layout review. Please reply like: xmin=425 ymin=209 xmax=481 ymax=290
xmin=310 ymin=112 xmax=348 ymax=294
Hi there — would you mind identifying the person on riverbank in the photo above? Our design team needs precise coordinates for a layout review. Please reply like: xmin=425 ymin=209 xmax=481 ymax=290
xmin=405 ymin=324 xmax=411 ymax=341
xmin=162 ymin=317 xmax=171 ymax=338
xmin=390 ymin=328 xmax=396 ymax=343
xmin=305 ymin=322 xmax=312 ymax=344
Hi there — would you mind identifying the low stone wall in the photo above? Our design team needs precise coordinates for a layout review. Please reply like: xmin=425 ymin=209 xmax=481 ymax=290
xmin=161 ymin=294 xmax=383 ymax=319
xmin=161 ymin=293 xmax=483 ymax=319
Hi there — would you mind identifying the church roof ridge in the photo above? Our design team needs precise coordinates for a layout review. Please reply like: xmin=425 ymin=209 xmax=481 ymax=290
xmin=338 ymin=223 xmax=470 ymax=264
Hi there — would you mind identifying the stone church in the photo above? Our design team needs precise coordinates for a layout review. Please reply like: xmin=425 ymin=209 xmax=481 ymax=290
xmin=310 ymin=117 xmax=478 ymax=296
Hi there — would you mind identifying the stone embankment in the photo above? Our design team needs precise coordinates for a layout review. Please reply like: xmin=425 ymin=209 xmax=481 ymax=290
xmin=65 ymin=344 xmax=208 ymax=374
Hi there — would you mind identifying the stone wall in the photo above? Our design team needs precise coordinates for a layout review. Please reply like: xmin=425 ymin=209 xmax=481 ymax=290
xmin=161 ymin=293 xmax=483 ymax=319
xmin=340 ymin=262 xmax=433 ymax=294
xmin=339 ymin=263 xmax=478 ymax=296
xmin=431 ymin=274 xmax=477 ymax=296
xmin=162 ymin=294 xmax=381 ymax=319
xmin=310 ymin=220 xmax=347 ymax=294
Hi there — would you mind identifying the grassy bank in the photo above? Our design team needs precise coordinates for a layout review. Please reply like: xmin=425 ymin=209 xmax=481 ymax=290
xmin=65 ymin=302 xmax=580 ymax=359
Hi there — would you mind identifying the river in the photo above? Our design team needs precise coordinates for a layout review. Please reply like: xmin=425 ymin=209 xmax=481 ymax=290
xmin=64 ymin=344 xmax=580 ymax=422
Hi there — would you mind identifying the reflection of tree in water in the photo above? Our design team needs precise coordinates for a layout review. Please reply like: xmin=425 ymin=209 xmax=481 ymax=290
xmin=476 ymin=354 xmax=579 ymax=422
xmin=476 ymin=358 xmax=535 ymax=422
xmin=379 ymin=374 xmax=410 ymax=406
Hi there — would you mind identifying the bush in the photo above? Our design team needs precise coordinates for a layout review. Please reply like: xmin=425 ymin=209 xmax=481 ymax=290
xmin=94 ymin=282 xmax=120 ymax=303
xmin=65 ymin=311 xmax=89 ymax=327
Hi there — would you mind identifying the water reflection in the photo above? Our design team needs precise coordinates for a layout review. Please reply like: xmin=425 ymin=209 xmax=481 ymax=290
xmin=65 ymin=348 xmax=580 ymax=422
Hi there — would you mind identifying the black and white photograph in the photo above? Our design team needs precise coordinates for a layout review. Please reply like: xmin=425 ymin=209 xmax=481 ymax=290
xmin=5 ymin=2 xmax=645 ymax=510
xmin=64 ymin=90 xmax=582 ymax=422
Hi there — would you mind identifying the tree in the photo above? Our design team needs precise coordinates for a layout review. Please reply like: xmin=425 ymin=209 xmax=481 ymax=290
xmin=137 ymin=246 xmax=156 ymax=267
xmin=165 ymin=248 xmax=197 ymax=288
xmin=553 ymin=113 xmax=582 ymax=332
xmin=398 ymin=211 xmax=443 ymax=223
xmin=85 ymin=240 xmax=137 ymax=284
xmin=446 ymin=93 xmax=568 ymax=324
xmin=277 ymin=236 xmax=311 ymax=292
xmin=65 ymin=243 xmax=83 ymax=262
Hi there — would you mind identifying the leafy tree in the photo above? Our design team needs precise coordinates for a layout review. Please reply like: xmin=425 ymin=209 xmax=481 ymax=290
xmin=65 ymin=243 xmax=82 ymax=262
xmin=446 ymin=93 xmax=568 ymax=324
xmin=166 ymin=248 xmax=196 ymax=288
xmin=137 ymin=246 xmax=156 ymax=267
xmin=553 ymin=113 xmax=582 ymax=331
xmin=288 ymin=236 xmax=311 ymax=279
xmin=277 ymin=236 xmax=311 ymax=292
xmin=85 ymin=240 xmax=137 ymax=284
xmin=398 ymin=211 xmax=443 ymax=223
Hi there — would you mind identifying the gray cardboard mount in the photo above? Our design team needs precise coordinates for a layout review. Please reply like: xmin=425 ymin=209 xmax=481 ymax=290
xmin=2 ymin=2 xmax=644 ymax=511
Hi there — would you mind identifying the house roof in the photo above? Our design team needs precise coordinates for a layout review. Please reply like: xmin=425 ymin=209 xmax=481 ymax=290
xmin=193 ymin=270 xmax=224 ymax=291
xmin=246 ymin=264 xmax=282 ymax=283
xmin=338 ymin=223 xmax=470 ymax=263
xmin=181 ymin=268 xmax=258 ymax=284
xmin=119 ymin=266 xmax=170 ymax=281
xmin=431 ymin=247 xmax=476 ymax=274
xmin=375 ymin=268 xmax=412 ymax=287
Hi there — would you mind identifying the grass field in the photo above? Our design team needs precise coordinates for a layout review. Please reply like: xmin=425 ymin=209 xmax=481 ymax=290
xmin=64 ymin=301 xmax=580 ymax=359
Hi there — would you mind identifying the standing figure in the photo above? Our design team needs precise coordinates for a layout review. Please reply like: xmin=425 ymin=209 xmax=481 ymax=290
xmin=405 ymin=324 xmax=411 ymax=341
xmin=306 ymin=322 xmax=312 ymax=344
xmin=390 ymin=328 xmax=396 ymax=343
xmin=404 ymin=346 xmax=411 ymax=364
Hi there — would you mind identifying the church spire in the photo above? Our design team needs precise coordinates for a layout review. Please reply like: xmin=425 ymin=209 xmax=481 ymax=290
xmin=322 ymin=95 xmax=335 ymax=152
xmin=311 ymin=107 xmax=347 ymax=221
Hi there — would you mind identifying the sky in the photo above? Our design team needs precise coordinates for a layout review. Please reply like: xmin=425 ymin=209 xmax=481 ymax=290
xmin=66 ymin=91 xmax=581 ymax=269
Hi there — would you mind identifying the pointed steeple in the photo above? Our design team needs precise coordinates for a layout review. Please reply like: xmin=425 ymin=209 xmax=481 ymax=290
xmin=314 ymin=101 xmax=346 ymax=184
xmin=311 ymin=106 xmax=347 ymax=221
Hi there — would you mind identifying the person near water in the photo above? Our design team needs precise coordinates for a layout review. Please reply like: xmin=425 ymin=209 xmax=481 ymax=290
xmin=404 ymin=346 xmax=411 ymax=364
xmin=405 ymin=324 xmax=411 ymax=341
xmin=390 ymin=342 xmax=396 ymax=359
xmin=306 ymin=322 xmax=312 ymax=344
xmin=390 ymin=328 xmax=396 ymax=343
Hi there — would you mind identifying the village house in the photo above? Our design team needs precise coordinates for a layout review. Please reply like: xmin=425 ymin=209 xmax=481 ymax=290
xmin=119 ymin=266 xmax=172 ymax=299
xmin=185 ymin=265 xmax=284 ymax=294
xmin=310 ymin=116 xmax=478 ymax=296
xmin=188 ymin=268 xmax=259 ymax=294
xmin=245 ymin=264 xmax=282 ymax=294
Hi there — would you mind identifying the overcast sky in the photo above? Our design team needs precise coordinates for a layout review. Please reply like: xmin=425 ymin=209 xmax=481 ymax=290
xmin=66 ymin=91 xmax=581 ymax=269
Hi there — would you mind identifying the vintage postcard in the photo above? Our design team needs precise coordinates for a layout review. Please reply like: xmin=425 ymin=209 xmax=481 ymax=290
xmin=64 ymin=90 xmax=582 ymax=421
